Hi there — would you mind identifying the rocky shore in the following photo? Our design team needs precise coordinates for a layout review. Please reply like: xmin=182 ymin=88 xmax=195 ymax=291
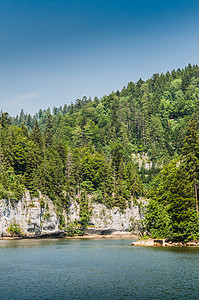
xmin=65 ymin=232 xmax=138 ymax=239
xmin=0 ymin=230 xmax=137 ymax=240
xmin=132 ymin=238 xmax=199 ymax=247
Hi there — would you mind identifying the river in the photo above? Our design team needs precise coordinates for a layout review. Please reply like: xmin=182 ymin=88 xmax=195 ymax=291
xmin=0 ymin=238 xmax=199 ymax=299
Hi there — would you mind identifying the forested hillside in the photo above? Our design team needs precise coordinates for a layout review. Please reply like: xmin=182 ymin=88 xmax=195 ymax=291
xmin=1 ymin=64 xmax=199 ymax=239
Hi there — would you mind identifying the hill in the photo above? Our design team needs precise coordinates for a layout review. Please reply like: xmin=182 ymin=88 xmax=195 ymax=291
xmin=1 ymin=63 xmax=199 ymax=240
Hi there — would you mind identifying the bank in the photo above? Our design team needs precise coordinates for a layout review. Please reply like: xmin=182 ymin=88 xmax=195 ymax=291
xmin=132 ymin=238 xmax=199 ymax=247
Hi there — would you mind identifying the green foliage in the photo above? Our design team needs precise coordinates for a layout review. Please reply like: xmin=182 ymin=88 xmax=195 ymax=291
xmin=181 ymin=115 xmax=199 ymax=215
xmin=40 ymin=199 xmax=45 ymax=208
xmin=66 ymin=221 xmax=84 ymax=236
xmin=129 ymin=217 xmax=145 ymax=236
xmin=66 ymin=226 xmax=84 ymax=237
xmin=59 ymin=213 xmax=66 ymax=229
xmin=0 ymin=166 xmax=25 ymax=201
xmin=139 ymin=234 xmax=150 ymax=240
xmin=146 ymin=117 xmax=199 ymax=241
xmin=79 ymin=191 xmax=91 ymax=229
xmin=146 ymin=199 xmax=172 ymax=239
xmin=7 ymin=221 xmax=22 ymax=236
xmin=2 ymin=64 xmax=199 ymax=234
xmin=43 ymin=212 xmax=51 ymax=220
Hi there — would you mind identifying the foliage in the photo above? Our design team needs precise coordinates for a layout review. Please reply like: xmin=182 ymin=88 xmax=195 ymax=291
xmin=2 ymin=64 xmax=199 ymax=241
xmin=145 ymin=118 xmax=199 ymax=241
xmin=79 ymin=191 xmax=91 ymax=229
xmin=43 ymin=212 xmax=51 ymax=220
xmin=7 ymin=221 xmax=22 ymax=236
xmin=66 ymin=221 xmax=84 ymax=236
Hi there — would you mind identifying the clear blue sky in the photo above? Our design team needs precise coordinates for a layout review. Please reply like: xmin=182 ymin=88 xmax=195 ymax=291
xmin=1 ymin=0 xmax=199 ymax=116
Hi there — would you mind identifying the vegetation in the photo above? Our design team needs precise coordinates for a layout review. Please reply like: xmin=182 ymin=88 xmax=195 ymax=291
xmin=66 ymin=220 xmax=84 ymax=236
xmin=145 ymin=116 xmax=199 ymax=241
xmin=7 ymin=221 xmax=22 ymax=236
xmin=1 ymin=64 xmax=199 ymax=239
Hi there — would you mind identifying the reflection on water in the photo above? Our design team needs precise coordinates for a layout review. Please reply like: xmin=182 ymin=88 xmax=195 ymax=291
xmin=0 ymin=238 xmax=199 ymax=299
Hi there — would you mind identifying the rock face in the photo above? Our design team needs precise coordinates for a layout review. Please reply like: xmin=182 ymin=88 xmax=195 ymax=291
xmin=0 ymin=191 xmax=144 ymax=237
xmin=0 ymin=191 xmax=60 ymax=237
xmin=67 ymin=198 xmax=144 ymax=232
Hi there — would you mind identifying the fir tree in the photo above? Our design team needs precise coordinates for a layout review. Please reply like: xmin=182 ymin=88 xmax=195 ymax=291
xmin=181 ymin=115 xmax=199 ymax=215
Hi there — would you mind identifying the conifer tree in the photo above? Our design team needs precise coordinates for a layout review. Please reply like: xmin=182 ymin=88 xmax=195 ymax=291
xmin=181 ymin=115 xmax=199 ymax=215
xmin=31 ymin=121 xmax=43 ymax=148
xmin=44 ymin=114 xmax=53 ymax=147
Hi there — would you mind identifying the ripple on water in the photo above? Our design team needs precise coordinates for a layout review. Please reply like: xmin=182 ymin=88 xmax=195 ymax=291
xmin=0 ymin=239 xmax=199 ymax=299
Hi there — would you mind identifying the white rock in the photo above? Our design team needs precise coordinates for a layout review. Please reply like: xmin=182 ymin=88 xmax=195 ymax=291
xmin=0 ymin=191 xmax=59 ymax=237
xmin=0 ymin=192 xmax=145 ymax=236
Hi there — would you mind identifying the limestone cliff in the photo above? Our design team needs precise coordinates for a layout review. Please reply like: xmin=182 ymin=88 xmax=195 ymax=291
xmin=0 ymin=191 xmax=60 ymax=237
xmin=0 ymin=191 xmax=145 ymax=237
xmin=67 ymin=198 xmax=144 ymax=233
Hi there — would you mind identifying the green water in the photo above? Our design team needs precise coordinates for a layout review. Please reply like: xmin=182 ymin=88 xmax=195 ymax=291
xmin=0 ymin=238 xmax=199 ymax=299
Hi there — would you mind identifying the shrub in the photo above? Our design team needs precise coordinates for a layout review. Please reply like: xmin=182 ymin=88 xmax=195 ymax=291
xmin=7 ymin=222 xmax=21 ymax=236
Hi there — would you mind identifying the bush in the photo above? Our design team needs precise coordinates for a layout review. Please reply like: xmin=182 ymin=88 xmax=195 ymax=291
xmin=7 ymin=222 xmax=21 ymax=236
xmin=66 ymin=226 xmax=84 ymax=237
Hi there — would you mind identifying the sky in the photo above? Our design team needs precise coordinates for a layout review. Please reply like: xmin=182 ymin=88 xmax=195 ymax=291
xmin=1 ymin=0 xmax=199 ymax=116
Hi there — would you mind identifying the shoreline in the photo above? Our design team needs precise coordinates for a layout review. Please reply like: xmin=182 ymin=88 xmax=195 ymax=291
xmin=2 ymin=235 xmax=199 ymax=246
xmin=64 ymin=233 xmax=138 ymax=239
xmin=132 ymin=238 xmax=199 ymax=247
xmin=0 ymin=233 xmax=138 ymax=240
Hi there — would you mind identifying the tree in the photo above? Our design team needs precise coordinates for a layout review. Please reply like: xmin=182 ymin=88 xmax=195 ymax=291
xmin=124 ymin=162 xmax=143 ymax=199
xmin=44 ymin=114 xmax=53 ymax=147
xmin=181 ymin=115 xmax=199 ymax=215
xmin=0 ymin=112 xmax=11 ymax=128
xmin=31 ymin=121 xmax=43 ymax=147
xmin=146 ymin=159 xmax=197 ymax=240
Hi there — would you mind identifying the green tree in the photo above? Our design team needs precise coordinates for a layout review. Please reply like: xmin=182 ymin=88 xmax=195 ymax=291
xmin=146 ymin=159 xmax=197 ymax=241
xmin=181 ymin=115 xmax=199 ymax=215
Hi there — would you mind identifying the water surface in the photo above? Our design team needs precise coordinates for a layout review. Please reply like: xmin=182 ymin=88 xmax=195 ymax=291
xmin=0 ymin=238 xmax=199 ymax=299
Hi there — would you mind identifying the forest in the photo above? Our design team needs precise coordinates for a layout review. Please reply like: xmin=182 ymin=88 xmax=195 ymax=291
xmin=1 ymin=63 xmax=199 ymax=240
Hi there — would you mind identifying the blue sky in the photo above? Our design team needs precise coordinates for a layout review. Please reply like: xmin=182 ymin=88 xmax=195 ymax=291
xmin=1 ymin=0 xmax=199 ymax=116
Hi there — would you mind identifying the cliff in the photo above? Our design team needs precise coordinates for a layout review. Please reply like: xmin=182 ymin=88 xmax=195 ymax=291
xmin=0 ymin=191 xmax=145 ymax=238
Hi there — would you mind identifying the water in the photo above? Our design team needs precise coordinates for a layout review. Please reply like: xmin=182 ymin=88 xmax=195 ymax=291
xmin=0 ymin=238 xmax=199 ymax=299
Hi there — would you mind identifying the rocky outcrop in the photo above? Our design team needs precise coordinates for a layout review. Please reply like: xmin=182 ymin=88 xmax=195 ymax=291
xmin=67 ymin=198 xmax=144 ymax=232
xmin=132 ymin=239 xmax=199 ymax=247
xmin=0 ymin=191 xmax=60 ymax=237
xmin=132 ymin=238 xmax=156 ymax=246
xmin=0 ymin=191 xmax=145 ymax=237
xmin=132 ymin=153 xmax=152 ymax=170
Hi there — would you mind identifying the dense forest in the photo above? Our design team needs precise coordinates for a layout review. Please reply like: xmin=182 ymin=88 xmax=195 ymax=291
xmin=1 ymin=63 xmax=199 ymax=240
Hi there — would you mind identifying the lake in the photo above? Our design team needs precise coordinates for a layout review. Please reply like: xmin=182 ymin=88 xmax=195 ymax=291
xmin=0 ymin=238 xmax=199 ymax=299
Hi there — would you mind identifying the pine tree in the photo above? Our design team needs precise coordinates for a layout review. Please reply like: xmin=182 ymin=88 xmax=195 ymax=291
xmin=44 ymin=114 xmax=53 ymax=147
xmin=181 ymin=115 xmax=199 ymax=215
xmin=31 ymin=121 xmax=43 ymax=147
